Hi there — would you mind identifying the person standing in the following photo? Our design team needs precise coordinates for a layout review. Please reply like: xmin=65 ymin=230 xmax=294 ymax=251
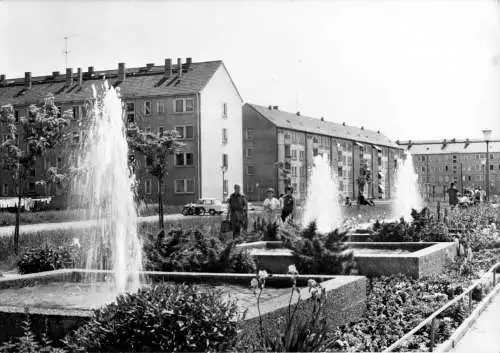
xmin=227 ymin=184 xmax=248 ymax=237
xmin=447 ymin=182 xmax=458 ymax=208
xmin=280 ymin=187 xmax=295 ymax=222
xmin=263 ymin=188 xmax=280 ymax=224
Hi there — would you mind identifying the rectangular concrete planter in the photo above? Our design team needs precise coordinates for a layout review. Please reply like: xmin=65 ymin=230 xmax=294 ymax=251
xmin=0 ymin=269 xmax=366 ymax=344
xmin=238 ymin=241 xmax=458 ymax=278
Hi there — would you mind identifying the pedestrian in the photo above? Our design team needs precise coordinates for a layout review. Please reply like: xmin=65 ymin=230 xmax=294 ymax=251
xmin=474 ymin=186 xmax=481 ymax=205
xmin=227 ymin=184 xmax=248 ymax=237
xmin=447 ymin=182 xmax=458 ymax=208
xmin=263 ymin=188 xmax=280 ymax=224
xmin=345 ymin=196 xmax=352 ymax=207
xmin=280 ymin=187 xmax=295 ymax=223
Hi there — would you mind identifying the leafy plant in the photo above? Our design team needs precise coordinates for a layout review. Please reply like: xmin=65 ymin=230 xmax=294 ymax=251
xmin=62 ymin=283 xmax=241 ymax=352
xmin=17 ymin=243 xmax=80 ymax=274
xmin=283 ymin=222 xmax=355 ymax=275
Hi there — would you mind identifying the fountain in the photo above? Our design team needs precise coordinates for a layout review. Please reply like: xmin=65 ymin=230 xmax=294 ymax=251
xmin=392 ymin=150 xmax=423 ymax=221
xmin=74 ymin=82 xmax=143 ymax=294
xmin=302 ymin=155 xmax=342 ymax=233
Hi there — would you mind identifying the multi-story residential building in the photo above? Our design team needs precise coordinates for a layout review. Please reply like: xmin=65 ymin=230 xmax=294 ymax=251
xmin=0 ymin=58 xmax=243 ymax=205
xmin=398 ymin=141 xmax=500 ymax=198
xmin=242 ymin=103 xmax=403 ymax=201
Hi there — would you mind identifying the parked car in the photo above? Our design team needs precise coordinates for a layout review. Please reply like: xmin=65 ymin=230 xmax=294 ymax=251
xmin=182 ymin=198 xmax=227 ymax=216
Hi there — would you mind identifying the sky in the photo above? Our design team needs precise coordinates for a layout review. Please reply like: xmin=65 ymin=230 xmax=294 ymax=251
xmin=1 ymin=0 xmax=499 ymax=141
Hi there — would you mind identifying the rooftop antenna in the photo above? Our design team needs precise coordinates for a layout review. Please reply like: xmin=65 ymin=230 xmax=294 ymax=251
xmin=63 ymin=36 xmax=70 ymax=71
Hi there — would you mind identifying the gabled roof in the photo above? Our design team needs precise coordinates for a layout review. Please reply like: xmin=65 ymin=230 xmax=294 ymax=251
xmin=0 ymin=60 xmax=223 ymax=106
xmin=247 ymin=103 xmax=400 ymax=149
xmin=407 ymin=142 xmax=500 ymax=155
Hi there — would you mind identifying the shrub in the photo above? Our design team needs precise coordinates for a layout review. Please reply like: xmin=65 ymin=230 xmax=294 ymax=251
xmin=143 ymin=228 xmax=256 ymax=273
xmin=283 ymin=222 xmax=354 ymax=275
xmin=62 ymin=283 xmax=241 ymax=352
xmin=17 ymin=244 xmax=80 ymax=275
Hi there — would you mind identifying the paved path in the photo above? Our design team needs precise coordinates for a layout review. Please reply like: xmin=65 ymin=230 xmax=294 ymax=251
xmin=451 ymin=290 xmax=500 ymax=353
xmin=0 ymin=214 xmax=197 ymax=237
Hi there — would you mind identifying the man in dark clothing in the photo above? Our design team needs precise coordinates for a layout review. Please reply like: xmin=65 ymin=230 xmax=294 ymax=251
xmin=447 ymin=182 xmax=458 ymax=207
xmin=281 ymin=187 xmax=295 ymax=222
xmin=227 ymin=184 xmax=248 ymax=237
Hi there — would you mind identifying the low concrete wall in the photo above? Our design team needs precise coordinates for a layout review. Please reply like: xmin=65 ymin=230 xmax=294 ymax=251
xmin=0 ymin=270 xmax=367 ymax=344
xmin=239 ymin=241 xmax=458 ymax=278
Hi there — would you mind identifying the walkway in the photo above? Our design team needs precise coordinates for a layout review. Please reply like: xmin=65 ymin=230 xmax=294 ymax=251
xmin=450 ymin=289 xmax=500 ymax=353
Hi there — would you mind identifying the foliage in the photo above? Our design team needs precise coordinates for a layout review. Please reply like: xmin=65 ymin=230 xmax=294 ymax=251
xmin=17 ymin=243 xmax=80 ymax=274
xmin=62 ymin=283 xmax=241 ymax=352
xmin=248 ymin=268 xmax=332 ymax=352
xmin=283 ymin=222 xmax=355 ymax=275
xmin=128 ymin=129 xmax=183 ymax=230
xmin=0 ymin=316 xmax=66 ymax=353
xmin=0 ymin=98 xmax=70 ymax=253
xmin=143 ymin=228 xmax=256 ymax=273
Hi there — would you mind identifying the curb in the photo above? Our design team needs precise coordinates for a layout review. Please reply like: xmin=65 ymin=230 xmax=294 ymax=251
xmin=435 ymin=280 xmax=500 ymax=352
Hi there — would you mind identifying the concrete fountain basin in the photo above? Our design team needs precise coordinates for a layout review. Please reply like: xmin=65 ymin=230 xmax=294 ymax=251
xmin=0 ymin=269 xmax=366 ymax=343
xmin=237 ymin=241 xmax=458 ymax=278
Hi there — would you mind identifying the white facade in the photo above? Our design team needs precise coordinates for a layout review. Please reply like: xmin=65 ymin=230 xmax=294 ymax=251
xmin=200 ymin=64 xmax=243 ymax=200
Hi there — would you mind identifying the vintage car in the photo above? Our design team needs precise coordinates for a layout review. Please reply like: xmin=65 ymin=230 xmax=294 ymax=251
xmin=182 ymin=198 xmax=227 ymax=216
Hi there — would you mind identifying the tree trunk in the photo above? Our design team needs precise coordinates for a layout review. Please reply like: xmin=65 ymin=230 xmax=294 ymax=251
xmin=14 ymin=193 xmax=22 ymax=255
xmin=157 ymin=175 xmax=164 ymax=231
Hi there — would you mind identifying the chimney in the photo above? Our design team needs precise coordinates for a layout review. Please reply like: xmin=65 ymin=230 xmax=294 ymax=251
xmin=342 ymin=122 xmax=346 ymax=126
xmin=52 ymin=71 xmax=60 ymax=79
xmin=273 ymin=105 xmax=279 ymax=110
xmin=177 ymin=58 xmax=182 ymax=78
xmin=77 ymin=68 xmax=83 ymax=86
xmin=296 ymin=111 xmax=300 ymax=116
xmin=146 ymin=63 xmax=154 ymax=70
xmin=361 ymin=126 xmax=364 ymax=130
xmin=0 ymin=74 xmax=5 ymax=85
xmin=24 ymin=72 xmax=32 ymax=89
xmin=66 ymin=68 xmax=73 ymax=86
xmin=268 ymin=105 xmax=272 ymax=110
xmin=320 ymin=117 xmax=324 ymax=121
xmin=186 ymin=57 xmax=192 ymax=66
xmin=165 ymin=58 xmax=172 ymax=77
xmin=377 ymin=130 xmax=380 ymax=134
xmin=118 ymin=62 xmax=126 ymax=81
xmin=88 ymin=66 xmax=94 ymax=75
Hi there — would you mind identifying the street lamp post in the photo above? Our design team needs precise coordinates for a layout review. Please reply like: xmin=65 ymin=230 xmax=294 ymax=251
xmin=482 ymin=129 xmax=492 ymax=202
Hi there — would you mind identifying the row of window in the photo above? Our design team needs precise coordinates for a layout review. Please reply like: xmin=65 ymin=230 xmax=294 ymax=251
xmin=418 ymin=154 xmax=500 ymax=163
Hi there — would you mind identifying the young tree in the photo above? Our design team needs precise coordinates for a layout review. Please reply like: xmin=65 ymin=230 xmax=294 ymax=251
xmin=357 ymin=159 xmax=372 ymax=204
xmin=127 ymin=130 xmax=183 ymax=230
xmin=0 ymin=97 xmax=70 ymax=254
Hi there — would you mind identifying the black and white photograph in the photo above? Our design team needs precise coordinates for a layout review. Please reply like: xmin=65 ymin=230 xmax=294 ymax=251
xmin=0 ymin=0 xmax=499 ymax=352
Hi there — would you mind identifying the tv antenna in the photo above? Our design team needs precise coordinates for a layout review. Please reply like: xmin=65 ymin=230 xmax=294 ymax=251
xmin=63 ymin=36 xmax=70 ymax=71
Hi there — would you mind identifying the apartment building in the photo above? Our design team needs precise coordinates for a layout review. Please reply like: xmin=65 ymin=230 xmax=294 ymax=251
xmin=242 ymin=103 xmax=403 ymax=201
xmin=0 ymin=58 xmax=243 ymax=205
xmin=400 ymin=141 xmax=500 ymax=198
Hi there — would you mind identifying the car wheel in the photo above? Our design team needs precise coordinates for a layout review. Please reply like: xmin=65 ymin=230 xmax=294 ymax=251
xmin=187 ymin=208 xmax=194 ymax=216
xmin=209 ymin=209 xmax=216 ymax=216
xmin=196 ymin=208 xmax=206 ymax=216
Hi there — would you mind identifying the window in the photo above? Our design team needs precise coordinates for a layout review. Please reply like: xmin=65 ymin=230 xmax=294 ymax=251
xmin=174 ymin=98 xmax=195 ymax=113
xmin=247 ymin=165 xmax=256 ymax=175
xmin=175 ymin=179 xmax=195 ymax=194
xmin=158 ymin=126 xmax=164 ymax=137
xmin=14 ymin=110 xmax=20 ymax=122
xmin=145 ymin=180 xmax=152 ymax=195
xmin=292 ymin=150 xmax=297 ymax=160
xmin=145 ymin=127 xmax=152 ymax=133
xmin=222 ymin=153 xmax=228 ymax=168
xmin=2 ymin=183 xmax=8 ymax=196
xmin=72 ymin=131 xmax=80 ymax=144
xmin=146 ymin=156 xmax=153 ymax=167
xmin=299 ymin=151 xmax=305 ymax=161
xmin=72 ymin=106 xmax=80 ymax=120
xmin=222 ymin=128 xmax=228 ymax=144
xmin=292 ymin=167 xmax=297 ymax=177
xmin=223 ymin=180 xmax=228 ymax=196
xmin=175 ymin=153 xmax=194 ymax=166
xmin=126 ymin=102 xmax=135 ymax=125
xmin=144 ymin=100 xmax=152 ymax=116
xmin=313 ymin=148 xmax=318 ymax=157
xmin=284 ymin=145 xmax=291 ymax=158
xmin=338 ymin=166 xmax=343 ymax=178
xmin=490 ymin=164 xmax=494 ymax=171
xmin=246 ymin=129 xmax=255 ymax=140
xmin=300 ymin=167 xmax=305 ymax=177
xmin=222 ymin=103 xmax=228 ymax=118
xmin=157 ymin=101 xmax=165 ymax=114
xmin=57 ymin=157 xmax=62 ymax=169
xmin=247 ymin=184 xmax=254 ymax=193
xmin=28 ymin=182 xmax=35 ymax=192
xmin=175 ymin=125 xmax=194 ymax=139
xmin=246 ymin=147 xmax=253 ymax=159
